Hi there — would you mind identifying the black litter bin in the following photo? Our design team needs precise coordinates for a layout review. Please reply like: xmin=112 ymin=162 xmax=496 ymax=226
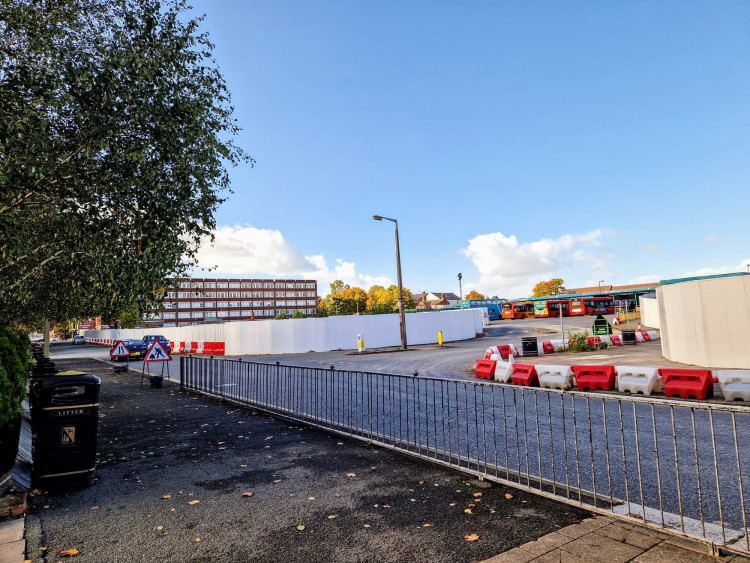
xmin=621 ymin=329 xmax=636 ymax=345
xmin=521 ymin=336 xmax=538 ymax=357
xmin=30 ymin=371 xmax=100 ymax=490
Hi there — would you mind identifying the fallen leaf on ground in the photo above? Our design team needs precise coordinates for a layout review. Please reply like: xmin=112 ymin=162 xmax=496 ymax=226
xmin=423 ymin=523 xmax=431 ymax=527
xmin=468 ymin=503 xmax=476 ymax=507
xmin=240 ymin=464 xmax=247 ymax=468
xmin=464 ymin=509 xmax=473 ymax=514
xmin=297 ymin=525 xmax=306 ymax=531
xmin=218 ymin=441 xmax=225 ymax=445
xmin=242 ymin=492 xmax=253 ymax=497
xmin=288 ymin=458 xmax=294 ymax=463
xmin=383 ymin=505 xmax=391 ymax=508
xmin=505 ymin=493 xmax=513 ymax=500
xmin=91 ymin=506 xmax=98 ymax=510
xmin=473 ymin=493 xmax=482 ymax=498
xmin=465 ymin=533 xmax=479 ymax=542
xmin=162 ymin=495 xmax=172 ymax=499
xmin=193 ymin=538 xmax=202 ymax=543
xmin=335 ymin=493 xmax=340 ymax=498
xmin=308 ymin=497 xmax=315 ymax=501
xmin=188 ymin=500 xmax=200 ymax=505
xmin=449 ymin=503 xmax=457 ymax=507
xmin=57 ymin=548 xmax=79 ymax=557
xmin=418 ymin=481 xmax=424 ymax=485
xmin=156 ymin=526 xmax=164 ymax=531
xmin=364 ymin=524 xmax=371 ymax=528
xmin=327 ymin=515 xmax=337 ymax=519
xmin=346 ymin=473 xmax=356 ymax=478
xmin=265 ymin=436 xmax=274 ymax=440
xmin=273 ymin=479 xmax=282 ymax=484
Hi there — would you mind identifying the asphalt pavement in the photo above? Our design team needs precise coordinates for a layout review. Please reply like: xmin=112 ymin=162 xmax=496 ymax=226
xmin=26 ymin=354 xmax=587 ymax=563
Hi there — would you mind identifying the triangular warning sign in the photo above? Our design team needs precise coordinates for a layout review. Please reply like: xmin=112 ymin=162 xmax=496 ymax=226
xmin=110 ymin=340 xmax=131 ymax=358
xmin=144 ymin=340 xmax=172 ymax=362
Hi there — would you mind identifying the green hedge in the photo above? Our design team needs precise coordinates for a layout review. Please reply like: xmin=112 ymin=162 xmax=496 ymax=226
xmin=0 ymin=328 xmax=31 ymax=426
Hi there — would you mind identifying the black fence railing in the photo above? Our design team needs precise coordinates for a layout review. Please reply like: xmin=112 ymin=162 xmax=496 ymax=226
xmin=181 ymin=357 xmax=750 ymax=556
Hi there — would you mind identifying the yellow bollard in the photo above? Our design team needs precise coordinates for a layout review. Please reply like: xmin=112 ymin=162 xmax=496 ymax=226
xmin=357 ymin=334 xmax=365 ymax=353
xmin=437 ymin=330 xmax=443 ymax=347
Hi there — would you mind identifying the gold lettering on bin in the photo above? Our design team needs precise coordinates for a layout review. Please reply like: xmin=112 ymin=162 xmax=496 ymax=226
xmin=61 ymin=425 xmax=76 ymax=445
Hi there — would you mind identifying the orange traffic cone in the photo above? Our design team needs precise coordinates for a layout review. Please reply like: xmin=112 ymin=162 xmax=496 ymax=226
xmin=637 ymin=322 xmax=641 ymax=331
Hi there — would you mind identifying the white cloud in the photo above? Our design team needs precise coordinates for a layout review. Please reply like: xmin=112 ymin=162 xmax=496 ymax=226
xmin=704 ymin=236 xmax=736 ymax=243
xmin=680 ymin=258 xmax=750 ymax=278
xmin=643 ymin=244 xmax=663 ymax=252
xmin=462 ymin=229 xmax=612 ymax=298
xmin=626 ymin=274 xmax=662 ymax=284
xmin=192 ymin=225 xmax=390 ymax=292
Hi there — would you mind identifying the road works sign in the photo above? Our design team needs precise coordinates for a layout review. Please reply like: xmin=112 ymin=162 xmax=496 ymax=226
xmin=144 ymin=340 xmax=172 ymax=362
xmin=110 ymin=340 xmax=130 ymax=358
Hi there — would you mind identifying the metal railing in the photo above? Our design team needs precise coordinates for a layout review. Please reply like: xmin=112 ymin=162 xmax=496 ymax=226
xmin=181 ymin=357 xmax=750 ymax=555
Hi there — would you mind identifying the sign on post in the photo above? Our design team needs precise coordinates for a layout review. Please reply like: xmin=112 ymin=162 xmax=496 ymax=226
xmin=144 ymin=340 xmax=172 ymax=363
xmin=110 ymin=340 xmax=131 ymax=358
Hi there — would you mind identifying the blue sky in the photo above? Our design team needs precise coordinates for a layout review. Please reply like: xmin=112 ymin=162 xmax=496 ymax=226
xmin=187 ymin=1 xmax=750 ymax=298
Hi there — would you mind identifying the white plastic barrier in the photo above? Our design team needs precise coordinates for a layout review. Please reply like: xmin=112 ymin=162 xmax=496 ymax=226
xmin=714 ymin=370 xmax=750 ymax=401
xmin=549 ymin=339 xmax=570 ymax=352
xmin=635 ymin=332 xmax=646 ymax=343
xmin=491 ymin=354 xmax=515 ymax=383
xmin=598 ymin=335 xmax=611 ymax=345
xmin=616 ymin=365 xmax=660 ymax=396
xmin=646 ymin=330 xmax=660 ymax=341
xmin=509 ymin=344 xmax=519 ymax=356
xmin=536 ymin=342 xmax=545 ymax=355
xmin=536 ymin=364 xmax=574 ymax=390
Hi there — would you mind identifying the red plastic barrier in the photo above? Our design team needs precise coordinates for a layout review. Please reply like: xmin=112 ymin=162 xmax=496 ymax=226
xmin=542 ymin=341 xmax=554 ymax=354
xmin=476 ymin=359 xmax=497 ymax=380
xmin=214 ymin=342 xmax=225 ymax=356
xmin=641 ymin=331 xmax=651 ymax=342
xmin=169 ymin=342 xmax=175 ymax=352
xmin=484 ymin=350 xmax=492 ymax=360
xmin=572 ymin=365 xmax=617 ymax=391
xmin=203 ymin=342 xmax=215 ymax=355
xmin=587 ymin=336 xmax=601 ymax=348
xmin=189 ymin=341 xmax=198 ymax=354
xmin=659 ymin=368 xmax=713 ymax=400
xmin=610 ymin=335 xmax=622 ymax=346
xmin=178 ymin=341 xmax=186 ymax=354
xmin=511 ymin=364 xmax=539 ymax=387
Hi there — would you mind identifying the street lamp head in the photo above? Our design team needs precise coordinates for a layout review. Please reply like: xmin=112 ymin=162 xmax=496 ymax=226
xmin=372 ymin=215 xmax=383 ymax=221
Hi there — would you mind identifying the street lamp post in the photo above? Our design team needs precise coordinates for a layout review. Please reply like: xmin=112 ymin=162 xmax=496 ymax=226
xmin=458 ymin=273 xmax=463 ymax=302
xmin=598 ymin=280 xmax=604 ymax=293
xmin=373 ymin=215 xmax=407 ymax=350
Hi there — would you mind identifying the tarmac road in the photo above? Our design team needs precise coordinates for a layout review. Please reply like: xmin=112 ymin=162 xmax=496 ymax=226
xmin=26 ymin=355 xmax=587 ymax=563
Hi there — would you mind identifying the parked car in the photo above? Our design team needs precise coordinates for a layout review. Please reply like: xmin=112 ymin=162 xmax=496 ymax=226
xmin=72 ymin=335 xmax=86 ymax=345
xmin=110 ymin=338 xmax=149 ymax=361
xmin=142 ymin=334 xmax=172 ymax=353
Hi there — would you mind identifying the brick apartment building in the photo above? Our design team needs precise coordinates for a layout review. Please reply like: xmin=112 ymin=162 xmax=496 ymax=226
xmin=147 ymin=278 xmax=319 ymax=327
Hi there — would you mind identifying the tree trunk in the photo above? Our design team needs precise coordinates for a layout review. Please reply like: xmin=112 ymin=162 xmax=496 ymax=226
xmin=44 ymin=319 xmax=50 ymax=357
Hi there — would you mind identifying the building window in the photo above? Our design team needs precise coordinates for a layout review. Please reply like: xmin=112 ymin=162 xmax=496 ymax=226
xmin=204 ymin=282 xmax=216 ymax=289
xmin=217 ymin=282 xmax=228 ymax=288
xmin=193 ymin=311 xmax=204 ymax=318
xmin=217 ymin=301 xmax=228 ymax=307
xmin=264 ymin=291 xmax=274 ymax=298
xmin=229 ymin=282 xmax=240 ymax=288
xmin=241 ymin=301 xmax=251 ymax=307
xmin=228 ymin=301 xmax=239 ymax=307
xmin=204 ymin=302 xmax=216 ymax=308
xmin=177 ymin=302 xmax=191 ymax=309
xmin=178 ymin=292 xmax=190 ymax=299
xmin=163 ymin=312 xmax=176 ymax=319
xmin=178 ymin=312 xmax=192 ymax=319
xmin=163 ymin=302 xmax=175 ymax=309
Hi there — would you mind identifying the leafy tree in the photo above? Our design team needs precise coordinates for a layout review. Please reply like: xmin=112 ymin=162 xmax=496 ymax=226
xmin=0 ymin=0 xmax=249 ymax=326
xmin=366 ymin=284 xmax=415 ymax=314
xmin=532 ymin=278 xmax=566 ymax=297
xmin=0 ymin=328 xmax=30 ymax=426
xmin=464 ymin=290 xmax=485 ymax=300
xmin=329 ymin=280 xmax=349 ymax=295
xmin=274 ymin=311 xmax=289 ymax=320
xmin=291 ymin=310 xmax=306 ymax=319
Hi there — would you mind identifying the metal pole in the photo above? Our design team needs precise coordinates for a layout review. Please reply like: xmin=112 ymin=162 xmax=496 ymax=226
xmin=394 ymin=221 xmax=407 ymax=350
xmin=458 ymin=273 xmax=463 ymax=302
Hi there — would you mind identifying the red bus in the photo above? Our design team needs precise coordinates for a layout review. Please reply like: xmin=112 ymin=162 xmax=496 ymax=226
xmin=533 ymin=299 xmax=570 ymax=318
xmin=501 ymin=301 xmax=535 ymax=319
xmin=568 ymin=298 xmax=586 ymax=316
xmin=583 ymin=296 xmax=615 ymax=315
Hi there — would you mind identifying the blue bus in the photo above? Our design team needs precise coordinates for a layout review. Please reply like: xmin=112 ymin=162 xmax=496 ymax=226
xmin=467 ymin=299 xmax=507 ymax=321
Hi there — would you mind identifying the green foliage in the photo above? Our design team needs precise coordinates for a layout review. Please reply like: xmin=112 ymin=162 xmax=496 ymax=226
xmin=0 ymin=0 xmax=249 ymax=326
xmin=292 ymin=310 xmax=306 ymax=319
xmin=566 ymin=330 xmax=595 ymax=353
xmin=0 ymin=328 xmax=30 ymax=425
xmin=274 ymin=311 xmax=289 ymax=320
xmin=532 ymin=278 xmax=566 ymax=297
